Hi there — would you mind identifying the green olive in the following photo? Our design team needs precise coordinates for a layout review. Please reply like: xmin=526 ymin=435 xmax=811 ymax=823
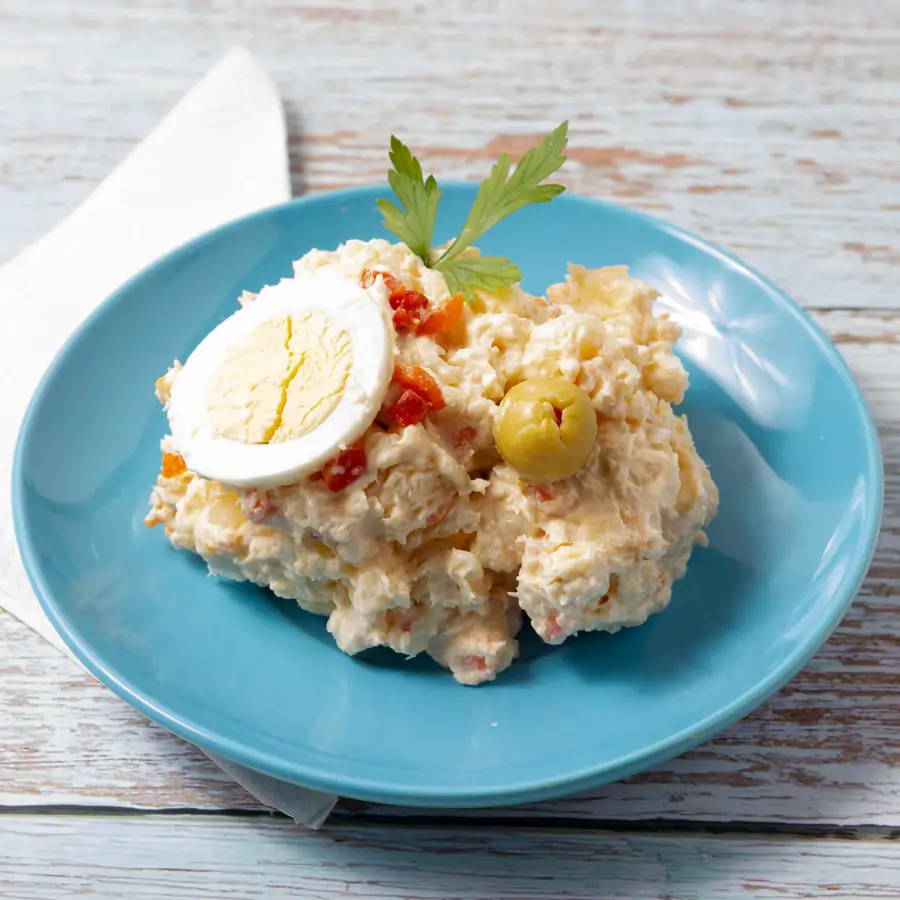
xmin=493 ymin=377 xmax=597 ymax=482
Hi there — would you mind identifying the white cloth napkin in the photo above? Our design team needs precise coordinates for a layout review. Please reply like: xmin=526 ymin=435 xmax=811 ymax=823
xmin=0 ymin=47 xmax=337 ymax=829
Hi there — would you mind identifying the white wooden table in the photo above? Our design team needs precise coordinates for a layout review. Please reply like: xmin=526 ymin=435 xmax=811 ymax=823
xmin=2 ymin=2 xmax=899 ymax=897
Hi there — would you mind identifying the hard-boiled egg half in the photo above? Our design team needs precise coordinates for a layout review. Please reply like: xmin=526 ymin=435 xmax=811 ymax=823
xmin=167 ymin=272 xmax=395 ymax=488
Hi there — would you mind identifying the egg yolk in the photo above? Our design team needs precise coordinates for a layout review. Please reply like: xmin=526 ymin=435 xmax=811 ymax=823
xmin=206 ymin=310 xmax=353 ymax=444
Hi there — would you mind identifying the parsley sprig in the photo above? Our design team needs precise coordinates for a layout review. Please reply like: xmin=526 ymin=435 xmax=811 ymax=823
xmin=376 ymin=122 xmax=568 ymax=301
xmin=377 ymin=137 xmax=442 ymax=264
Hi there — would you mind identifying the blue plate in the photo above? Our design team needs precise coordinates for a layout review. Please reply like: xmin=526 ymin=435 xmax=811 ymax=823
xmin=13 ymin=186 xmax=882 ymax=807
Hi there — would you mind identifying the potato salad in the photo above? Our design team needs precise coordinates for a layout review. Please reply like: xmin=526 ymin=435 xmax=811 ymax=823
xmin=145 ymin=125 xmax=718 ymax=685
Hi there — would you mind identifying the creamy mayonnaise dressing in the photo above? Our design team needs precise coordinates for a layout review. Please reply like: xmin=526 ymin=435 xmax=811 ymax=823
xmin=147 ymin=239 xmax=718 ymax=685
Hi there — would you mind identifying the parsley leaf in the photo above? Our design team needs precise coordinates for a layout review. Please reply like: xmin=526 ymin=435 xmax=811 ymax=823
xmin=376 ymin=135 xmax=442 ymax=263
xmin=438 ymin=256 xmax=522 ymax=303
xmin=435 ymin=121 xmax=568 ymax=269
xmin=377 ymin=122 xmax=568 ymax=301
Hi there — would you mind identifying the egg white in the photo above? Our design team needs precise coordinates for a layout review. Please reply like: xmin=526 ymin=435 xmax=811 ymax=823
xmin=167 ymin=272 xmax=394 ymax=489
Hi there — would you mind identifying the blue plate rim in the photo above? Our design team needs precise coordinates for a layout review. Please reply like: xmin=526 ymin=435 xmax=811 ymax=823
xmin=12 ymin=184 xmax=884 ymax=807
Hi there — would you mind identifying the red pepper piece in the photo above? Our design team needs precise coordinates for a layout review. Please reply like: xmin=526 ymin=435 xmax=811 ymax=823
xmin=391 ymin=290 xmax=429 ymax=331
xmin=360 ymin=270 xmax=430 ymax=331
xmin=392 ymin=365 xmax=445 ymax=412
xmin=320 ymin=440 xmax=367 ymax=492
xmin=388 ymin=389 xmax=429 ymax=426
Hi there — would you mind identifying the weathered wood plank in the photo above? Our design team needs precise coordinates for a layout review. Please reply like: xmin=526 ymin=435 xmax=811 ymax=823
xmin=4 ymin=573 xmax=895 ymax=824
xmin=1 ymin=313 xmax=898 ymax=823
xmin=1 ymin=814 xmax=898 ymax=900
xmin=1 ymin=0 xmax=898 ymax=307
xmin=2 ymin=0 xmax=900 ymax=854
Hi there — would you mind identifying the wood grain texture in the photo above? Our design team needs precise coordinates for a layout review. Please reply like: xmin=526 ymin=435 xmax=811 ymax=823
xmin=2 ymin=814 xmax=899 ymax=900
xmin=2 ymin=310 xmax=897 ymax=824
xmin=2 ymin=10 xmax=900 ymax=897
xmin=1 ymin=0 xmax=898 ymax=308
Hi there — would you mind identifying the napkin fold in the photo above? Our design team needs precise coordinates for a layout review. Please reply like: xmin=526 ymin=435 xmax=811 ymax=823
xmin=0 ymin=47 xmax=337 ymax=829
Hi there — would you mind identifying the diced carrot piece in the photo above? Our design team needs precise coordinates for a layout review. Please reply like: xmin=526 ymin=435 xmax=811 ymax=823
xmin=459 ymin=654 xmax=489 ymax=672
xmin=388 ymin=389 xmax=429 ymax=426
xmin=360 ymin=268 xmax=404 ymax=296
xmin=530 ymin=486 xmax=554 ymax=504
xmin=453 ymin=426 xmax=478 ymax=449
xmin=427 ymin=499 xmax=453 ymax=526
xmin=542 ymin=611 xmax=564 ymax=643
xmin=320 ymin=440 xmax=367 ymax=493
xmin=417 ymin=294 xmax=464 ymax=336
xmin=384 ymin=275 xmax=406 ymax=296
xmin=392 ymin=365 xmax=445 ymax=412
xmin=240 ymin=490 xmax=273 ymax=524
xmin=161 ymin=452 xmax=187 ymax=478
